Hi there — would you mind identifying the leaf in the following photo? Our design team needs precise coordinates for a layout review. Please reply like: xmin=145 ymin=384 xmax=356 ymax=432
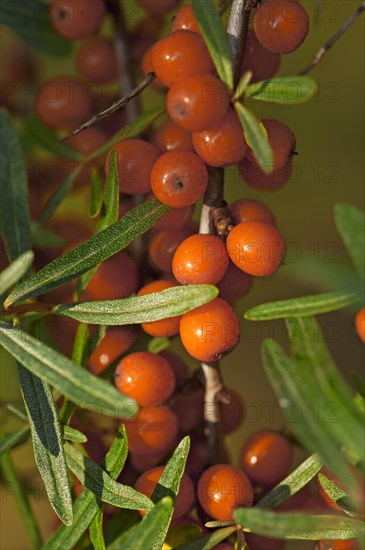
xmin=164 ymin=524 xmax=202 ymax=548
xmin=147 ymin=337 xmax=170 ymax=354
xmin=0 ymin=252 xmax=34 ymax=297
xmin=244 ymin=291 xmax=357 ymax=321
xmin=334 ymin=203 xmax=365 ymax=280
xmin=89 ymin=508 xmax=106 ymax=550
xmin=234 ymin=102 xmax=273 ymax=173
xmin=257 ymin=454 xmax=323 ymax=509
xmin=0 ymin=425 xmax=30 ymax=457
xmin=234 ymin=71 xmax=253 ymax=100
xmin=234 ymin=508 xmax=365 ymax=540
xmin=0 ymin=322 xmax=137 ymax=419
xmin=62 ymin=426 xmax=87 ymax=444
xmin=0 ymin=109 xmax=31 ymax=263
xmin=205 ymin=521 xmax=235 ymax=528
xmin=244 ymin=76 xmax=317 ymax=104
xmin=89 ymin=169 xmax=103 ymax=218
xmin=64 ymin=443 xmax=153 ymax=511
xmin=318 ymin=473 xmax=353 ymax=516
xmin=175 ymin=526 xmax=237 ymax=549
xmin=23 ymin=116 xmax=82 ymax=160
xmin=123 ymin=497 xmax=174 ymax=550
xmin=192 ymin=0 xmax=234 ymax=89
xmin=103 ymin=509 xmax=139 ymax=549
xmin=31 ymin=224 xmax=66 ymax=248
xmin=55 ymin=285 xmax=218 ymax=325
xmin=5 ymin=199 xmax=168 ymax=307
xmin=17 ymin=362 xmax=73 ymax=525
xmin=39 ymin=165 xmax=83 ymax=226
xmin=0 ymin=0 xmax=71 ymax=56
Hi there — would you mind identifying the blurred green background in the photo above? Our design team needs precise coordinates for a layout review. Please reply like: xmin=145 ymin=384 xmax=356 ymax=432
xmin=1 ymin=0 xmax=364 ymax=548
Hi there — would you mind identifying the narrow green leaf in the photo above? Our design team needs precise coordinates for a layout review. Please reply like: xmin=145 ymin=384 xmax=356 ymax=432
xmin=234 ymin=102 xmax=273 ymax=173
xmin=192 ymin=0 xmax=234 ymax=89
xmin=17 ymin=363 xmax=73 ymax=525
xmin=234 ymin=71 xmax=253 ymax=100
xmin=244 ymin=291 xmax=357 ymax=321
xmin=147 ymin=337 xmax=170 ymax=354
xmin=234 ymin=508 xmax=365 ymax=540
xmin=334 ymin=203 xmax=365 ymax=280
xmin=31 ymin=224 xmax=66 ymax=248
xmin=0 ymin=322 xmax=137 ymax=419
xmin=64 ymin=443 xmax=153 ymax=511
xmin=176 ymin=526 xmax=237 ymax=550
xmin=245 ymin=76 xmax=317 ymax=104
xmin=55 ymin=285 xmax=218 ymax=325
xmin=124 ymin=497 xmax=174 ymax=550
xmin=351 ymin=371 xmax=365 ymax=398
xmin=62 ymin=426 xmax=87 ymax=444
xmin=104 ymin=509 xmax=139 ymax=550
xmin=165 ymin=524 xmax=202 ymax=547
xmin=0 ymin=252 xmax=34 ymax=297
xmin=257 ymin=454 xmax=323 ymax=509
xmin=5 ymin=199 xmax=168 ymax=307
xmin=23 ymin=116 xmax=82 ymax=160
xmin=39 ymin=165 xmax=83 ymax=226
xmin=0 ymin=425 xmax=31 ymax=457
xmin=0 ymin=109 xmax=31 ymax=262
xmin=205 ymin=520 xmax=235 ymax=528
xmin=89 ymin=169 xmax=103 ymax=219
xmin=101 ymin=151 xmax=119 ymax=229
xmin=89 ymin=508 xmax=106 ymax=550
xmin=318 ymin=473 xmax=354 ymax=516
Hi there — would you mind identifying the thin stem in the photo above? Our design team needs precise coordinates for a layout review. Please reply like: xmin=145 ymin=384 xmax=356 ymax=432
xmin=299 ymin=1 xmax=365 ymax=75
xmin=227 ymin=0 xmax=253 ymax=88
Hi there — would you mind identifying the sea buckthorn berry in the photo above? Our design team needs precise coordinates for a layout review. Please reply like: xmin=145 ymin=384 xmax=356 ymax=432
xmin=218 ymin=262 xmax=253 ymax=304
xmin=153 ymin=120 xmax=194 ymax=153
xmin=67 ymin=127 xmax=107 ymax=156
xmin=149 ymin=226 xmax=194 ymax=273
xmin=105 ymin=139 xmax=160 ymax=195
xmin=185 ymin=438 xmax=209 ymax=479
xmin=197 ymin=464 xmax=254 ymax=520
xmin=136 ymin=0 xmax=180 ymax=15
xmin=114 ymin=351 xmax=176 ymax=406
xmin=192 ymin=109 xmax=247 ymax=166
xmin=137 ymin=280 xmax=181 ymax=337
xmin=142 ymin=47 xmax=165 ymax=89
xmin=125 ymin=406 xmax=179 ymax=455
xmin=240 ymin=156 xmax=293 ymax=191
xmin=129 ymin=451 xmax=164 ymax=474
xmin=153 ymin=201 xmax=194 ymax=232
xmin=355 ymin=308 xmax=365 ymax=343
xmin=151 ymin=151 xmax=209 ymax=208
xmin=254 ymin=0 xmax=309 ymax=54
xmin=35 ymin=76 xmax=93 ymax=130
xmin=247 ymin=119 xmax=296 ymax=172
xmin=86 ymin=251 xmax=139 ymax=300
xmin=227 ymin=221 xmax=285 ymax=277
xmin=50 ymin=0 xmax=106 ymax=40
xmin=167 ymin=74 xmax=230 ymax=133
xmin=230 ymin=199 xmax=276 ymax=226
xmin=172 ymin=234 xmax=229 ymax=285
xmin=245 ymin=533 xmax=285 ymax=550
xmin=152 ymin=31 xmax=214 ymax=88
xmin=75 ymin=36 xmax=118 ymax=83
xmin=241 ymin=30 xmax=281 ymax=83
xmin=172 ymin=389 xmax=204 ymax=433
xmin=315 ymin=540 xmax=361 ymax=550
xmin=171 ymin=5 xmax=201 ymax=34
xmin=240 ymin=429 xmax=293 ymax=486
xmin=180 ymin=298 xmax=240 ymax=362
xmin=135 ymin=466 xmax=195 ymax=518
xmin=88 ymin=326 xmax=137 ymax=375
xmin=159 ymin=350 xmax=189 ymax=384
xmin=130 ymin=17 xmax=164 ymax=63
xmin=222 ymin=388 xmax=245 ymax=434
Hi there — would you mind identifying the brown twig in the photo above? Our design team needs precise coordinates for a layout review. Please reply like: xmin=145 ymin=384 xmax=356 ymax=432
xmin=227 ymin=0 xmax=257 ymax=88
xmin=1 ymin=302 xmax=55 ymax=317
xmin=299 ymin=1 xmax=365 ymax=75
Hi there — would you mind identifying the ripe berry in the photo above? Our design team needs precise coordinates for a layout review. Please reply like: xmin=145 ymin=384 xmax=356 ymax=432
xmin=241 ymin=30 xmax=281 ymax=83
xmin=179 ymin=298 xmax=240 ymax=362
xmin=151 ymin=151 xmax=208 ymax=208
xmin=355 ymin=308 xmax=365 ymax=343
xmin=185 ymin=438 xmax=209 ymax=479
xmin=167 ymin=74 xmax=230 ymax=132
xmin=125 ymin=406 xmax=179 ymax=455
xmin=67 ymin=127 xmax=107 ymax=155
xmin=135 ymin=466 xmax=195 ymax=518
xmin=230 ymin=199 xmax=276 ymax=226
xmin=240 ymin=157 xmax=293 ymax=191
xmin=136 ymin=0 xmax=180 ymax=15
xmin=153 ymin=119 xmax=194 ymax=153
xmin=218 ymin=262 xmax=253 ymax=304
xmin=149 ymin=226 xmax=194 ymax=273
xmin=240 ymin=430 xmax=293 ymax=486
xmin=129 ymin=451 xmax=164 ymax=474
xmin=105 ymin=139 xmax=160 ymax=195
xmin=246 ymin=119 xmax=296 ymax=172
xmin=152 ymin=200 xmax=194 ymax=232
xmin=85 ymin=251 xmax=139 ymax=300
xmin=130 ymin=17 xmax=164 ymax=64
xmin=159 ymin=350 xmax=189 ymax=384
xmin=222 ymin=388 xmax=245 ymax=434
xmin=197 ymin=464 xmax=254 ymax=520
xmin=227 ymin=221 xmax=285 ymax=277
xmin=172 ymin=389 xmax=204 ymax=433
xmin=75 ymin=36 xmax=118 ymax=83
xmin=172 ymin=234 xmax=229 ymax=285
xmin=137 ymin=280 xmax=181 ymax=337
xmin=88 ymin=326 xmax=137 ymax=375
xmin=35 ymin=76 xmax=93 ymax=130
xmin=114 ymin=351 xmax=176 ymax=406
xmin=315 ymin=540 xmax=360 ymax=550
xmin=171 ymin=5 xmax=200 ymax=34
xmin=49 ymin=0 xmax=106 ymax=41
xmin=192 ymin=109 xmax=247 ymax=166
xmin=142 ymin=47 xmax=165 ymax=89
xmin=152 ymin=31 xmax=214 ymax=88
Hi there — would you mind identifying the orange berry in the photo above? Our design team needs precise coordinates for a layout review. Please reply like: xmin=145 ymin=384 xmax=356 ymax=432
xmin=172 ymin=234 xmax=229 ymax=285
xmin=355 ymin=308 xmax=365 ymax=343
xmin=88 ymin=326 xmax=137 ymax=375
xmin=197 ymin=464 xmax=253 ymax=520
xmin=136 ymin=0 xmax=180 ymax=15
xmin=167 ymin=74 xmax=230 ymax=133
xmin=230 ymin=199 xmax=276 ymax=226
xmin=67 ymin=127 xmax=107 ymax=156
xmin=85 ymin=251 xmax=139 ymax=300
xmin=137 ymin=280 xmax=181 ymax=337
xmin=227 ymin=221 xmax=285 ymax=277
xmin=218 ymin=262 xmax=253 ymax=304
xmin=153 ymin=119 xmax=194 ymax=153
xmin=129 ymin=451 xmax=164 ymax=474
xmin=75 ymin=36 xmax=118 ymax=83
xmin=158 ymin=350 xmax=189 ymax=385
xmin=192 ymin=109 xmax=247 ymax=167
xmin=149 ymin=226 xmax=194 ymax=273
xmin=246 ymin=119 xmax=296 ymax=171
xmin=171 ymin=5 xmax=200 ymax=34
xmin=180 ymin=298 xmax=240 ymax=362
xmin=172 ymin=389 xmax=204 ymax=433
xmin=315 ymin=540 xmax=361 ymax=550
xmin=153 ymin=201 xmax=194 ymax=232
xmin=142 ymin=47 xmax=165 ymax=89
xmin=241 ymin=30 xmax=281 ymax=83
xmin=151 ymin=151 xmax=208 ymax=207
xmin=125 ymin=406 xmax=179 ymax=455
xmin=49 ymin=0 xmax=106 ymax=40
xmin=152 ymin=31 xmax=214 ymax=88
xmin=240 ymin=157 xmax=293 ymax=191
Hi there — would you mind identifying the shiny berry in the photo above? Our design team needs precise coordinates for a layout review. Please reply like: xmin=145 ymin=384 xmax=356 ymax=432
xmin=151 ymin=151 xmax=208 ymax=207
xmin=246 ymin=119 xmax=296 ymax=171
xmin=149 ymin=226 xmax=194 ymax=273
xmin=167 ymin=74 xmax=230 ymax=133
xmin=125 ymin=406 xmax=179 ymax=455
xmin=49 ymin=0 xmax=106 ymax=40
xmin=240 ymin=157 xmax=293 ymax=191
xmin=355 ymin=308 xmax=365 ymax=343
xmin=218 ymin=262 xmax=253 ymax=304
xmin=180 ymin=298 xmax=240 ymax=362
xmin=137 ymin=280 xmax=181 ymax=337
xmin=159 ymin=351 xmax=189 ymax=385
xmin=171 ymin=5 xmax=201 ymax=34
xmin=197 ymin=464 xmax=253 ymax=520
xmin=152 ymin=31 xmax=214 ymax=88
xmin=142 ymin=47 xmax=165 ymax=89
xmin=172 ymin=234 xmax=229 ymax=285
xmin=192 ymin=108 xmax=247 ymax=166
xmin=230 ymin=199 xmax=276 ymax=226
xmin=227 ymin=221 xmax=285 ymax=277
xmin=241 ymin=30 xmax=281 ymax=82
xmin=136 ymin=0 xmax=180 ymax=15
xmin=153 ymin=119 xmax=194 ymax=153
xmin=240 ymin=430 xmax=293 ymax=486
xmin=88 ymin=326 xmax=137 ymax=375
xmin=85 ymin=251 xmax=139 ymax=300
xmin=75 ymin=36 xmax=118 ymax=83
